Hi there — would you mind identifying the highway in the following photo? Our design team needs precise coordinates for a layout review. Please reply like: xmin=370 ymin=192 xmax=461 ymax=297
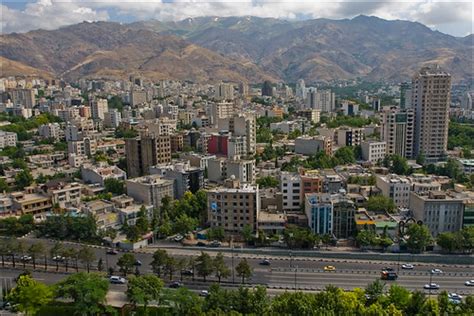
xmin=1 ymin=238 xmax=473 ymax=296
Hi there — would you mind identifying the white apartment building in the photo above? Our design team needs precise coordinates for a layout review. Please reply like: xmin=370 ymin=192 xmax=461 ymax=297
xmin=361 ymin=141 xmax=386 ymax=162
xmin=126 ymin=174 xmax=174 ymax=209
xmin=0 ymin=131 xmax=17 ymax=149
xmin=381 ymin=106 xmax=415 ymax=159
xmin=81 ymin=163 xmax=127 ymax=185
xmin=38 ymin=123 xmax=61 ymax=141
xmin=208 ymin=102 xmax=234 ymax=126
xmin=409 ymin=191 xmax=464 ymax=236
xmin=104 ymin=109 xmax=122 ymax=128
xmin=280 ymin=172 xmax=302 ymax=211
xmin=46 ymin=181 xmax=82 ymax=208
xmin=91 ymin=98 xmax=109 ymax=120
xmin=208 ymin=158 xmax=255 ymax=184
xmin=68 ymin=137 xmax=97 ymax=157
xmin=270 ymin=120 xmax=305 ymax=134
xmin=375 ymin=174 xmax=411 ymax=208
xmin=214 ymin=83 xmax=234 ymax=100
xmin=295 ymin=136 xmax=332 ymax=156
xmin=336 ymin=127 xmax=363 ymax=147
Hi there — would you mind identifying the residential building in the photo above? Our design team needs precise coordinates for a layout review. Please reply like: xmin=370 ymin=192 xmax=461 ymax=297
xmin=257 ymin=211 xmax=286 ymax=235
xmin=208 ymin=102 xmax=234 ymax=126
xmin=104 ymin=109 xmax=122 ymax=128
xmin=305 ymin=193 xmax=332 ymax=235
xmin=361 ymin=141 xmax=386 ymax=162
xmin=456 ymin=159 xmax=474 ymax=174
xmin=298 ymin=109 xmax=321 ymax=124
xmin=409 ymin=191 xmax=464 ymax=236
xmin=130 ymin=90 xmax=147 ymax=106
xmin=336 ymin=127 xmax=363 ymax=147
xmin=125 ymin=134 xmax=171 ymax=178
xmin=295 ymin=136 xmax=332 ymax=156
xmin=208 ymin=158 xmax=255 ymax=184
xmin=170 ymin=133 xmax=184 ymax=152
xmin=207 ymin=179 xmax=260 ymax=234
xmin=126 ymin=174 xmax=174 ymax=209
xmin=380 ymin=106 xmax=415 ymax=159
xmin=11 ymin=191 xmax=52 ymax=215
xmin=218 ymin=113 xmax=257 ymax=156
xmin=67 ymin=137 xmax=97 ymax=157
xmin=215 ymin=83 xmax=234 ymax=100
xmin=81 ymin=163 xmax=127 ymax=186
xmin=375 ymin=174 xmax=411 ymax=208
xmin=300 ymin=169 xmax=324 ymax=199
xmin=412 ymin=66 xmax=451 ymax=162
xmin=150 ymin=162 xmax=204 ymax=198
xmin=38 ymin=123 xmax=62 ymax=141
xmin=280 ymin=172 xmax=301 ymax=211
xmin=332 ymin=194 xmax=356 ymax=239
xmin=44 ymin=181 xmax=82 ymax=208
xmin=0 ymin=131 xmax=17 ymax=149
xmin=82 ymin=200 xmax=119 ymax=231
xmin=400 ymin=82 xmax=412 ymax=109
xmin=341 ymin=100 xmax=359 ymax=116
xmin=270 ymin=120 xmax=306 ymax=134
xmin=9 ymin=88 xmax=35 ymax=108
xmin=91 ymin=98 xmax=109 ymax=120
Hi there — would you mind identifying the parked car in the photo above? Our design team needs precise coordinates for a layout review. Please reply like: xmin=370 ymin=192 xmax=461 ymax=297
xmin=196 ymin=241 xmax=207 ymax=247
xmin=20 ymin=255 xmax=32 ymax=261
xmin=181 ymin=269 xmax=194 ymax=276
xmin=209 ymin=240 xmax=221 ymax=247
xmin=200 ymin=290 xmax=209 ymax=297
xmin=107 ymin=249 xmax=118 ymax=255
xmin=134 ymin=260 xmax=142 ymax=266
xmin=464 ymin=280 xmax=474 ymax=286
xmin=324 ymin=265 xmax=336 ymax=271
xmin=401 ymin=264 xmax=414 ymax=270
xmin=423 ymin=283 xmax=440 ymax=290
xmin=52 ymin=256 xmax=65 ymax=262
xmin=109 ymin=276 xmax=126 ymax=284
xmin=169 ymin=281 xmax=183 ymax=288
xmin=431 ymin=268 xmax=443 ymax=274
xmin=259 ymin=259 xmax=271 ymax=266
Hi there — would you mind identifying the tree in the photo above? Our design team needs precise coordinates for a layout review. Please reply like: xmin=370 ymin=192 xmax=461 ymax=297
xmin=196 ymin=251 xmax=213 ymax=282
xmin=236 ymin=258 xmax=253 ymax=284
xmin=117 ymin=253 xmax=136 ymax=276
xmin=126 ymin=275 xmax=163 ymax=311
xmin=135 ymin=205 xmax=150 ymax=235
xmin=97 ymin=258 xmax=104 ymax=272
xmin=213 ymin=252 xmax=231 ymax=283
xmin=334 ymin=146 xmax=356 ymax=164
xmin=28 ymin=242 xmax=45 ymax=270
xmin=356 ymin=229 xmax=376 ymax=248
xmin=164 ymin=256 xmax=177 ymax=281
xmin=15 ymin=169 xmax=33 ymax=189
xmin=405 ymin=223 xmax=432 ymax=253
xmin=436 ymin=232 xmax=456 ymax=253
xmin=207 ymin=227 xmax=225 ymax=241
xmin=0 ymin=178 xmax=9 ymax=192
xmin=385 ymin=155 xmax=410 ymax=175
xmin=388 ymin=284 xmax=411 ymax=311
xmin=7 ymin=274 xmax=53 ymax=315
xmin=151 ymin=249 xmax=168 ymax=278
xmin=61 ymin=247 xmax=76 ymax=272
xmin=256 ymin=176 xmax=279 ymax=188
xmin=103 ymin=178 xmax=124 ymax=195
xmin=242 ymin=224 xmax=254 ymax=244
xmin=366 ymin=195 xmax=396 ymax=213
xmin=416 ymin=151 xmax=426 ymax=165
xmin=78 ymin=245 xmax=96 ymax=273
xmin=173 ymin=213 xmax=198 ymax=235
xmin=55 ymin=272 xmax=109 ymax=316
xmin=365 ymin=279 xmax=385 ymax=304
xmin=167 ymin=287 xmax=203 ymax=315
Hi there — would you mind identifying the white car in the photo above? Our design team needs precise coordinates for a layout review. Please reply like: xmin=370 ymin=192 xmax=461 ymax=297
xmin=52 ymin=256 xmax=65 ymax=262
xmin=464 ymin=280 xmax=474 ymax=286
xmin=424 ymin=283 xmax=440 ymax=290
xmin=20 ymin=255 xmax=32 ymax=261
xmin=109 ymin=276 xmax=126 ymax=284
xmin=431 ymin=268 xmax=443 ymax=274
xmin=200 ymin=290 xmax=209 ymax=297
xmin=174 ymin=234 xmax=184 ymax=242
xmin=401 ymin=264 xmax=414 ymax=270
xmin=448 ymin=293 xmax=462 ymax=301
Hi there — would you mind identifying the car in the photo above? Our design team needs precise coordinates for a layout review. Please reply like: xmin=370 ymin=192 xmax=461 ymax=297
xmin=109 ymin=276 xmax=126 ymax=284
xmin=169 ymin=281 xmax=183 ymax=288
xmin=106 ymin=249 xmax=118 ymax=255
xmin=196 ymin=241 xmax=207 ymax=247
xmin=448 ymin=293 xmax=463 ymax=301
xmin=324 ymin=265 xmax=336 ymax=271
xmin=259 ymin=259 xmax=271 ymax=266
xmin=20 ymin=255 xmax=32 ymax=261
xmin=174 ymin=234 xmax=184 ymax=242
xmin=181 ymin=269 xmax=194 ymax=276
xmin=52 ymin=256 xmax=65 ymax=262
xmin=134 ymin=259 xmax=142 ymax=266
xmin=401 ymin=264 xmax=414 ymax=270
xmin=423 ymin=283 xmax=440 ymax=290
xmin=431 ymin=268 xmax=443 ymax=274
xmin=382 ymin=267 xmax=394 ymax=272
xmin=200 ymin=290 xmax=209 ymax=297
xmin=209 ymin=240 xmax=221 ymax=247
xmin=464 ymin=280 xmax=474 ymax=286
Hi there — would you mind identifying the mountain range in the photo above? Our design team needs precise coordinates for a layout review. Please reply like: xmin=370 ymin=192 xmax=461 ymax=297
xmin=1 ymin=15 xmax=472 ymax=83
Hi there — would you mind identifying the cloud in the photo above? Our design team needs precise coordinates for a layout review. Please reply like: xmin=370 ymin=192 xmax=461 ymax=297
xmin=1 ymin=0 xmax=472 ymax=36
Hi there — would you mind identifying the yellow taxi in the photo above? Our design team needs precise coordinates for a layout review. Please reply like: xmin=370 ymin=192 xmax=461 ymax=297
xmin=324 ymin=265 xmax=336 ymax=271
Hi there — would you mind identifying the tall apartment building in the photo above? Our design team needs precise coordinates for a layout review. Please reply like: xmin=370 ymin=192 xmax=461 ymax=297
xmin=361 ymin=141 xmax=386 ymax=162
xmin=104 ymin=109 xmax=122 ymax=128
xmin=208 ymin=158 xmax=255 ymax=184
xmin=208 ymin=102 xmax=234 ymax=126
xmin=215 ymin=83 xmax=234 ymax=100
xmin=9 ymin=88 xmax=35 ymax=108
xmin=91 ymin=98 xmax=109 ymax=120
xmin=68 ymin=137 xmax=97 ymax=157
xmin=400 ymin=82 xmax=412 ymax=109
xmin=218 ymin=113 xmax=257 ymax=156
xmin=207 ymin=179 xmax=260 ymax=234
xmin=375 ymin=174 xmax=411 ymax=208
xmin=296 ymin=79 xmax=306 ymax=99
xmin=409 ymin=191 xmax=464 ymax=236
xmin=150 ymin=162 xmax=204 ymax=198
xmin=336 ymin=127 xmax=363 ymax=147
xmin=295 ymin=136 xmax=332 ymax=156
xmin=412 ymin=66 xmax=451 ymax=162
xmin=300 ymin=170 xmax=324 ymax=200
xmin=0 ymin=131 xmax=17 ymax=149
xmin=332 ymin=194 xmax=356 ymax=239
xmin=305 ymin=193 xmax=332 ymax=235
xmin=38 ymin=123 xmax=61 ymax=141
xmin=125 ymin=134 xmax=171 ymax=178
xmin=126 ymin=174 xmax=174 ymax=209
xmin=280 ymin=172 xmax=301 ymax=211
xmin=130 ymin=90 xmax=147 ymax=106
xmin=380 ymin=106 xmax=415 ymax=159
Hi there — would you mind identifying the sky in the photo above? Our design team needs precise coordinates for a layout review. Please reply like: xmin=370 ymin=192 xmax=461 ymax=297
xmin=1 ymin=0 xmax=472 ymax=36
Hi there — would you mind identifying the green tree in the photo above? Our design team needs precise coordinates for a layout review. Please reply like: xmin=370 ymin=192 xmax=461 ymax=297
xmin=405 ymin=223 xmax=432 ymax=253
xmin=103 ymin=178 xmax=125 ymax=195
xmin=242 ymin=224 xmax=254 ymax=244
xmin=256 ymin=176 xmax=279 ymax=188
xmin=50 ymin=241 xmax=63 ymax=271
xmin=151 ymin=249 xmax=168 ymax=278
xmin=388 ymin=284 xmax=411 ymax=311
xmin=356 ymin=229 xmax=376 ymax=248
xmin=164 ymin=256 xmax=177 ymax=281
xmin=213 ymin=252 xmax=231 ymax=283
xmin=15 ymin=169 xmax=33 ymax=189
xmin=196 ymin=251 xmax=213 ymax=282
xmin=173 ymin=213 xmax=198 ymax=235
xmin=27 ymin=242 xmax=45 ymax=270
xmin=78 ymin=245 xmax=96 ymax=273
xmin=117 ymin=253 xmax=136 ymax=276
xmin=235 ymin=258 xmax=253 ymax=284
xmin=365 ymin=279 xmax=385 ymax=304
xmin=126 ymin=274 xmax=163 ymax=311
xmin=0 ymin=178 xmax=10 ymax=192
xmin=166 ymin=287 xmax=203 ymax=315
xmin=7 ymin=274 xmax=53 ymax=315
xmin=334 ymin=146 xmax=356 ymax=164
xmin=55 ymin=272 xmax=109 ymax=316
xmin=436 ymin=232 xmax=456 ymax=253
xmin=366 ymin=195 xmax=396 ymax=213
xmin=207 ymin=227 xmax=225 ymax=241
xmin=135 ymin=205 xmax=150 ymax=234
